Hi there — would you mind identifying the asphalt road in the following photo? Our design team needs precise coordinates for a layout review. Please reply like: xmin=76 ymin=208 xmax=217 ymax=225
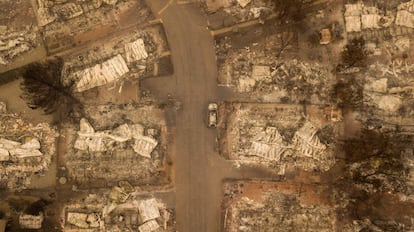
xmin=144 ymin=1 xmax=275 ymax=231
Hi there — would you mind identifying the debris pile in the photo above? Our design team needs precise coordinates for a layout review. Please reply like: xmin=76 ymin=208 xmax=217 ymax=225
xmin=125 ymin=38 xmax=149 ymax=63
xmin=74 ymin=118 xmax=158 ymax=158
xmin=216 ymin=34 xmax=332 ymax=103
xmin=19 ymin=213 xmax=44 ymax=230
xmin=0 ymin=102 xmax=58 ymax=190
xmin=219 ymin=103 xmax=338 ymax=173
xmin=71 ymin=55 xmax=130 ymax=92
xmin=205 ymin=0 xmax=275 ymax=28
xmin=403 ymin=148 xmax=414 ymax=193
xmin=35 ymin=0 xmax=155 ymax=53
xmin=396 ymin=0 xmax=414 ymax=28
xmin=0 ymin=31 xmax=38 ymax=65
xmin=0 ymin=138 xmax=43 ymax=161
xmin=63 ymin=25 xmax=170 ymax=92
xmin=344 ymin=2 xmax=385 ymax=32
xmin=357 ymin=61 xmax=414 ymax=133
xmin=62 ymin=104 xmax=169 ymax=188
xmin=344 ymin=1 xmax=414 ymax=36
xmin=223 ymin=181 xmax=336 ymax=232
xmin=63 ymin=189 xmax=174 ymax=231
xmin=0 ymin=0 xmax=41 ymax=66
xmin=34 ymin=0 xmax=134 ymax=26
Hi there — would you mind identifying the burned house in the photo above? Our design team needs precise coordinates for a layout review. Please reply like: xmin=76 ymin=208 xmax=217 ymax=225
xmin=218 ymin=102 xmax=339 ymax=173
xmin=0 ymin=102 xmax=58 ymax=190
xmin=62 ymin=190 xmax=174 ymax=232
xmin=0 ymin=0 xmax=45 ymax=72
xmin=19 ymin=213 xmax=44 ymax=230
xmin=62 ymin=24 xmax=171 ymax=93
xmin=74 ymin=118 xmax=158 ymax=158
xmin=61 ymin=104 xmax=171 ymax=188
xmin=71 ymin=55 xmax=130 ymax=92
xmin=215 ymin=31 xmax=333 ymax=103
xmin=33 ymin=0 xmax=155 ymax=54
xmin=204 ymin=0 xmax=275 ymax=29
xmin=223 ymin=181 xmax=338 ymax=232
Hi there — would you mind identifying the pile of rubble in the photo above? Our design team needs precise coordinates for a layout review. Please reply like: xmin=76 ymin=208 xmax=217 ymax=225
xmin=344 ymin=1 xmax=414 ymax=35
xmin=35 ymin=0 xmax=155 ymax=53
xmin=70 ymin=54 xmax=130 ymax=92
xmin=223 ymin=181 xmax=337 ymax=232
xmin=205 ymin=0 xmax=275 ymax=27
xmin=396 ymin=0 xmax=414 ymax=28
xmin=75 ymin=118 xmax=158 ymax=159
xmin=62 ymin=187 xmax=174 ymax=231
xmin=0 ymin=102 xmax=58 ymax=190
xmin=247 ymin=121 xmax=334 ymax=172
xmin=59 ymin=103 xmax=169 ymax=188
xmin=35 ymin=0 xmax=120 ymax=27
xmin=0 ymin=0 xmax=41 ymax=66
xmin=19 ymin=213 xmax=44 ymax=230
xmin=62 ymin=26 xmax=168 ymax=92
xmin=63 ymin=116 xmax=165 ymax=188
xmin=219 ymin=103 xmax=339 ymax=173
xmin=353 ymin=60 xmax=414 ymax=133
xmin=0 ymin=30 xmax=38 ymax=65
xmin=216 ymin=34 xmax=332 ymax=103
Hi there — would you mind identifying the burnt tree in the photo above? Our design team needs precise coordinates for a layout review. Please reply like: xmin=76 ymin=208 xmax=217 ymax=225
xmin=340 ymin=37 xmax=367 ymax=69
xmin=272 ymin=0 xmax=308 ymax=22
xmin=20 ymin=58 xmax=83 ymax=122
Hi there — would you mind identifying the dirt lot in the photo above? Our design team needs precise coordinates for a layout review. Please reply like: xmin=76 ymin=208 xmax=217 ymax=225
xmin=222 ymin=180 xmax=338 ymax=232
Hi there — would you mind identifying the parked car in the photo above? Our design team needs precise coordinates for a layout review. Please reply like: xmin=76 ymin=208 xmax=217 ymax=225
xmin=208 ymin=103 xmax=218 ymax=128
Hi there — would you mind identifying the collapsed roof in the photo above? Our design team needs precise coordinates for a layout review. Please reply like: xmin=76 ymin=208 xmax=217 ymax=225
xmin=72 ymin=54 xmax=130 ymax=92
xmin=0 ymin=138 xmax=43 ymax=161
xmin=19 ymin=214 xmax=44 ymax=230
xmin=74 ymin=118 xmax=158 ymax=158
xmin=138 ymin=198 xmax=161 ymax=223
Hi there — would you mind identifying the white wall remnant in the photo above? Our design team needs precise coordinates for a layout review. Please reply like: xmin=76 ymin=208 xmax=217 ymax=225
xmin=361 ymin=14 xmax=380 ymax=29
xmin=0 ymin=138 xmax=43 ymax=159
xmin=374 ymin=95 xmax=402 ymax=112
xmin=251 ymin=65 xmax=271 ymax=81
xmin=74 ymin=119 xmax=157 ymax=158
xmin=237 ymin=0 xmax=251 ymax=8
xmin=249 ymin=127 xmax=286 ymax=161
xmin=67 ymin=212 xmax=101 ymax=229
xmin=292 ymin=121 xmax=326 ymax=158
xmin=36 ymin=0 xmax=57 ymax=26
xmin=0 ymin=148 xmax=9 ymax=161
xmin=133 ymin=136 xmax=158 ymax=158
xmin=238 ymin=77 xmax=256 ymax=92
xmin=396 ymin=0 xmax=414 ymax=28
xmin=125 ymin=38 xmax=148 ymax=63
xmin=364 ymin=78 xmax=388 ymax=93
xmin=72 ymin=54 xmax=130 ymax=92
xmin=138 ymin=219 xmax=160 ymax=232
xmin=344 ymin=3 xmax=384 ymax=32
xmin=138 ymin=198 xmax=161 ymax=222
xmin=345 ymin=16 xmax=361 ymax=32
xmin=19 ymin=214 xmax=44 ymax=229
xmin=103 ymin=0 xmax=118 ymax=5
xmin=53 ymin=3 xmax=84 ymax=19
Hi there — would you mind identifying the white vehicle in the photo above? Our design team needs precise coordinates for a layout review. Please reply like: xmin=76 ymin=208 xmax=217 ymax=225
xmin=208 ymin=103 xmax=218 ymax=128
